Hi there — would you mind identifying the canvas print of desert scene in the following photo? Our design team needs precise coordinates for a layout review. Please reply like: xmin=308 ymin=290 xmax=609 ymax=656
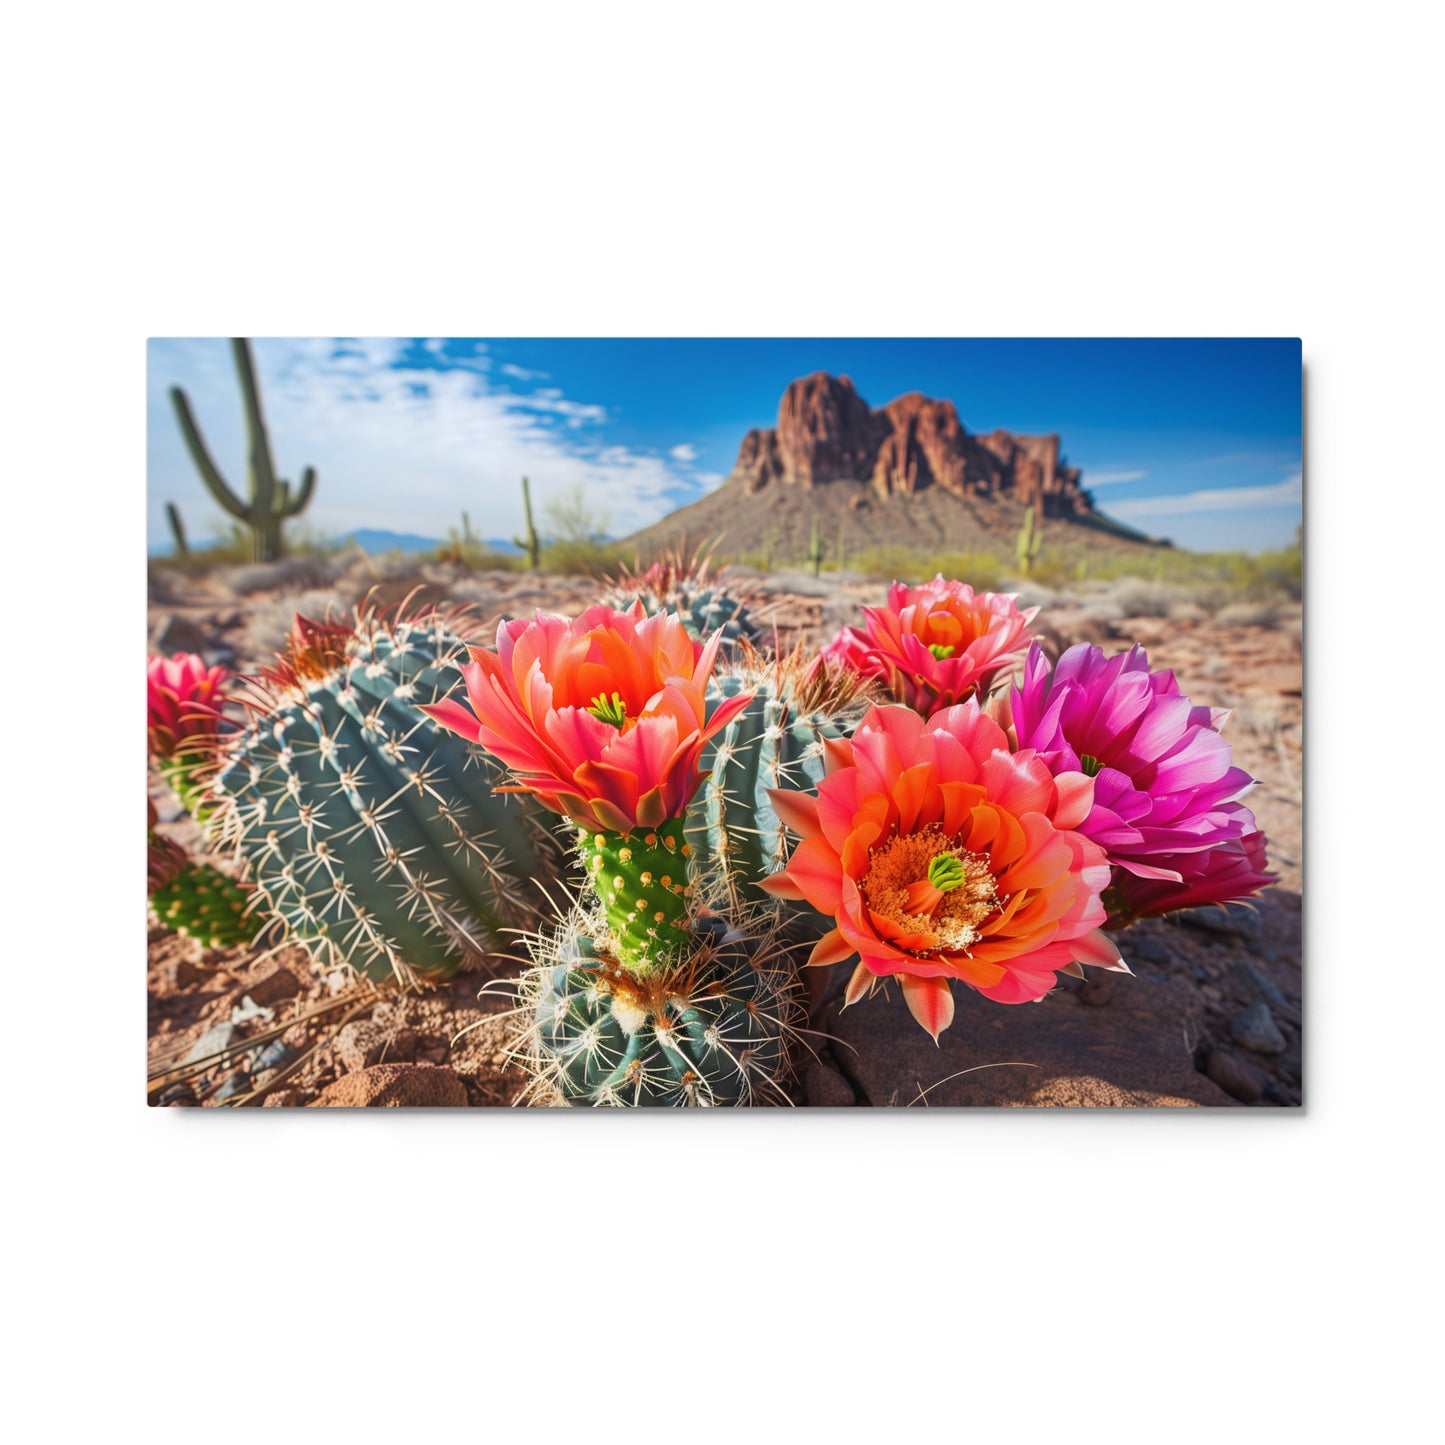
xmin=145 ymin=337 xmax=1302 ymax=1108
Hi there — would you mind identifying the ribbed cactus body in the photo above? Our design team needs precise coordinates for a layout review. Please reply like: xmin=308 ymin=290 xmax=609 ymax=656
xmin=149 ymin=862 xmax=255 ymax=949
xmin=687 ymin=660 xmax=870 ymax=919
xmin=518 ymin=910 xmax=800 ymax=1106
xmin=208 ymin=614 xmax=556 ymax=985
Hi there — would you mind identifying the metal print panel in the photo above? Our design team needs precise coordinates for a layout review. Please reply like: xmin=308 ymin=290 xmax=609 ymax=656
xmin=146 ymin=338 xmax=1302 ymax=1108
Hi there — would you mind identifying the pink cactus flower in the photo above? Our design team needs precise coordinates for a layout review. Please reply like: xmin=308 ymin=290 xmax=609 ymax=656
xmin=420 ymin=603 xmax=752 ymax=834
xmin=822 ymin=575 xmax=1039 ymax=714
xmin=760 ymin=701 xmax=1126 ymax=1041
xmin=147 ymin=652 xmax=229 ymax=761
xmin=1008 ymin=642 xmax=1273 ymax=922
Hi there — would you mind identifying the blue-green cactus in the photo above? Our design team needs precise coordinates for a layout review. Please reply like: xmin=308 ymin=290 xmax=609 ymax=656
xmin=516 ymin=906 xmax=802 ymax=1106
xmin=601 ymin=555 xmax=765 ymax=656
xmin=686 ymin=645 xmax=874 ymax=920
xmin=206 ymin=608 xmax=560 ymax=985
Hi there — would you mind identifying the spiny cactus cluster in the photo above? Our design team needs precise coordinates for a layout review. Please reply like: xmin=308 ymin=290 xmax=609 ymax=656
xmin=688 ymin=643 xmax=876 ymax=921
xmin=206 ymin=608 xmax=559 ymax=986
xmin=147 ymin=822 xmax=257 ymax=949
xmin=601 ymin=551 xmax=765 ymax=656
xmin=514 ymin=903 xmax=802 ymax=1106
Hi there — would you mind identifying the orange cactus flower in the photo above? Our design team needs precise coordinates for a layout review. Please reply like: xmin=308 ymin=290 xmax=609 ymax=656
xmin=761 ymin=702 xmax=1127 ymax=1040
xmin=822 ymin=575 xmax=1038 ymax=714
xmin=421 ymin=603 xmax=752 ymax=834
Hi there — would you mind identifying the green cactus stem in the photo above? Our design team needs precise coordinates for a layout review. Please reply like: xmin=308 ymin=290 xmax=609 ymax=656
xmin=169 ymin=338 xmax=316 ymax=565
xmin=166 ymin=502 xmax=190 ymax=558
xmin=512 ymin=475 xmax=541 ymax=569
xmin=578 ymin=816 xmax=694 ymax=974
xmin=1016 ymin=504 xmax=1042 ymax=577
xmin=149 ymin=861 xmax=256 ymax=949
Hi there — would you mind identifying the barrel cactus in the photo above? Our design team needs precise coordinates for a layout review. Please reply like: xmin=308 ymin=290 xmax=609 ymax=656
xmin=514 ymin=901 xmax=802 ymax=1106
xmin=204 ymin=607 xmax=561 ymax=987
xmin=687 ymin=643 xmax=877 ymax=921
xmin=600 ymin=553 xmax=765 ymax=656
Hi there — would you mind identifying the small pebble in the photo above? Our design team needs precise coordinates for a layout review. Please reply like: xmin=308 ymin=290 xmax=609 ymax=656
xmin=1230 ymin=1002 xmax=1287 ymax=1055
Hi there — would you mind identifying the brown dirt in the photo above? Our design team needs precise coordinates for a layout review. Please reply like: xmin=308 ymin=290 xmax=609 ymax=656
xmin=147 ymin=562 xmax=1302 ymax=1108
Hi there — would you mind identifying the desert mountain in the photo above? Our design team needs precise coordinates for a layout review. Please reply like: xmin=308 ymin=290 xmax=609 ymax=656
xmin=622 ymin=372 xmax=1160 ymax=563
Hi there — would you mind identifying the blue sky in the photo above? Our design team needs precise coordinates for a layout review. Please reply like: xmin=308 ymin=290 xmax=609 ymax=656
xmin=147 ymin=338 xmax=1302 ymax=554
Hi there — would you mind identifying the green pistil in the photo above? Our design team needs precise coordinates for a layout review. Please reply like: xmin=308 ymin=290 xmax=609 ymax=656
xmin=583 ymin=815 xmax=693 ymax=976
xmin=1079 ymin=754 xmax=1102 ymax=777
xmin=927 ymin=643 xmax=956 ymax=661
xmin=587 ymin=692 xmax=629 ymax=729
xmin=927 ymin=854 xmax=966 ymax=893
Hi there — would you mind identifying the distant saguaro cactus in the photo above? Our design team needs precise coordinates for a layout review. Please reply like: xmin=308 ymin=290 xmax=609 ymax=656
xmin=807 ymin=517 xmax=826 ymax=578
xmin=170 ymin=339 xmax=315 ymax=564
xmin=1016 ymin=505 xmax=1042 ymax=577
xmin=513 ymin=475 xmax=541 ymax=569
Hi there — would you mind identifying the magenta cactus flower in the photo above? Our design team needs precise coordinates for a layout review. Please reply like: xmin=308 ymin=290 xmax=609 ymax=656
xmin=1009 ymin=642 xmax=1273 ymax=923
xmin=147 ymin=652 xmax=228 ymax=762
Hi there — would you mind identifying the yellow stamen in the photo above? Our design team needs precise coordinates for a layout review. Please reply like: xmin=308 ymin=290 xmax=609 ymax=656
xmin=861 ymin=826 xmax=998 ymax=954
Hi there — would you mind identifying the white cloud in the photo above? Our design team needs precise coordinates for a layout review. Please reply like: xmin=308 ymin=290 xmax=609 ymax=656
xmin=500 ymin=362 xmax=550 ymax=382
xmin=1107 ymin=473 xmax=1302 ymax=521
xmin=669 ymin=443 xmax=699 ymax=463
xmin=147 ymin=339 xmax=698 ymax=550
xmin=1084 ymin=468 xmax=1147 ymax=486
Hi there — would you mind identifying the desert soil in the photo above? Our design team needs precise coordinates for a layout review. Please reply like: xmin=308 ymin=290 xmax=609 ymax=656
xmin=147 ymin=557 xmax=1303 ymax=1108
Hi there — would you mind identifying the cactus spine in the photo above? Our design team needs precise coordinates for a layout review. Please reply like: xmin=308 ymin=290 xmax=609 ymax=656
xmin=599 ymin=552 xmax=765 ymax=658
xmin=166 ymin=502 xmax=190 ymax=558
xmin=512 ymin=476 xmax=541 ymax=569
xmin=807 ymin=517 xmax=826 ymax=577
xmin=169 ymin=339 xmax=316 ymax=564
xmin=206 ymin=608 xmax=558 ymax=986
xmin=1016 ymin=504 xmax=1042 ymax=577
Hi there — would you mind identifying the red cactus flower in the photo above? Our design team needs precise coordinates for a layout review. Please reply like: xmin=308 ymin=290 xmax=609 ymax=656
xmin=761 ymin=701 xmax=1126 ymax=1040
xmin=821 ymin=575 xmax=1038 ymax=714
xmin=147 ymin=652 xmax=229 ymax=761
xmin=421 ymin=603 xmax=752 ymax=834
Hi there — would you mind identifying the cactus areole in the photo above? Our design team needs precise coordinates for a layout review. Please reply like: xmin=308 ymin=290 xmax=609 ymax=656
xmin=579 ymin=816 xmax=694 ymax=973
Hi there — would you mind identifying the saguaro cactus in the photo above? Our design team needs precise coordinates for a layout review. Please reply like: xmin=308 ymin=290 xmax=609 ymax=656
xmin=807 ymin=517 xmax=826 ymax=578
xmin=170 ymin=338 xmax=316 ymax=564
xmin=513 ymin=476 xmax=541 ymax=569
xmin=1016 ymin=504 xmax=1042 ymax=577
xmin=166 ymin=502 xmax=190 ymax=558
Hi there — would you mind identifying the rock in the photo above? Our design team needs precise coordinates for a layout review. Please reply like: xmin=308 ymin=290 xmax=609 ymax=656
xmin=183 ymin=1022 xmax=239 ymax=1064
xmin=213 ymin=1071 xmax=249 ymax=1103
xmin=250 ymin=1040 xmax=297 ymax=1074
xmin=235 ymin=967 xmax=301 ymax=1007
xmin=724 ymin=372 xmax=1091 ymax=517
xmin=826 ymin=975 xmax=1235 ymax=1107
xmin=156 ymin=1083 xmax=197 ymax=1107
xmin=1229 ymin=1003 xmax=1287 ymax=1055
xmin=262 ymin=1089 xmax=303 ymax=1108
xmin=1228 ymin=959 xmax=1300 ymax=1022
xmin=158 ymin=955 xmax=210 ymax=991
xmin=1118 ymin=932 xmax=1174 ymax=967
xmin=1204 ymin=1049 xmax=1266 ymax=1103
xmin=309 ymin=1063 xmax=468 ymax=1108
xmin=1077 ymin=974 xmax=1117 ymax=1007
xmin=334 ymin=1019 xmax=419 ymax=1073
xmin=801 ymin=1058 xmax=856 ymax=1107
xmin=1181 ymin=905 xmax=1264 ymax=942
xmin=150 ymin=614 xmax=210 ymax=656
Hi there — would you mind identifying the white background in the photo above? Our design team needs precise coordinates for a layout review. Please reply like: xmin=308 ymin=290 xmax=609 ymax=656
xmin=5 ymin=2 xmax=1438 ymax=1441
